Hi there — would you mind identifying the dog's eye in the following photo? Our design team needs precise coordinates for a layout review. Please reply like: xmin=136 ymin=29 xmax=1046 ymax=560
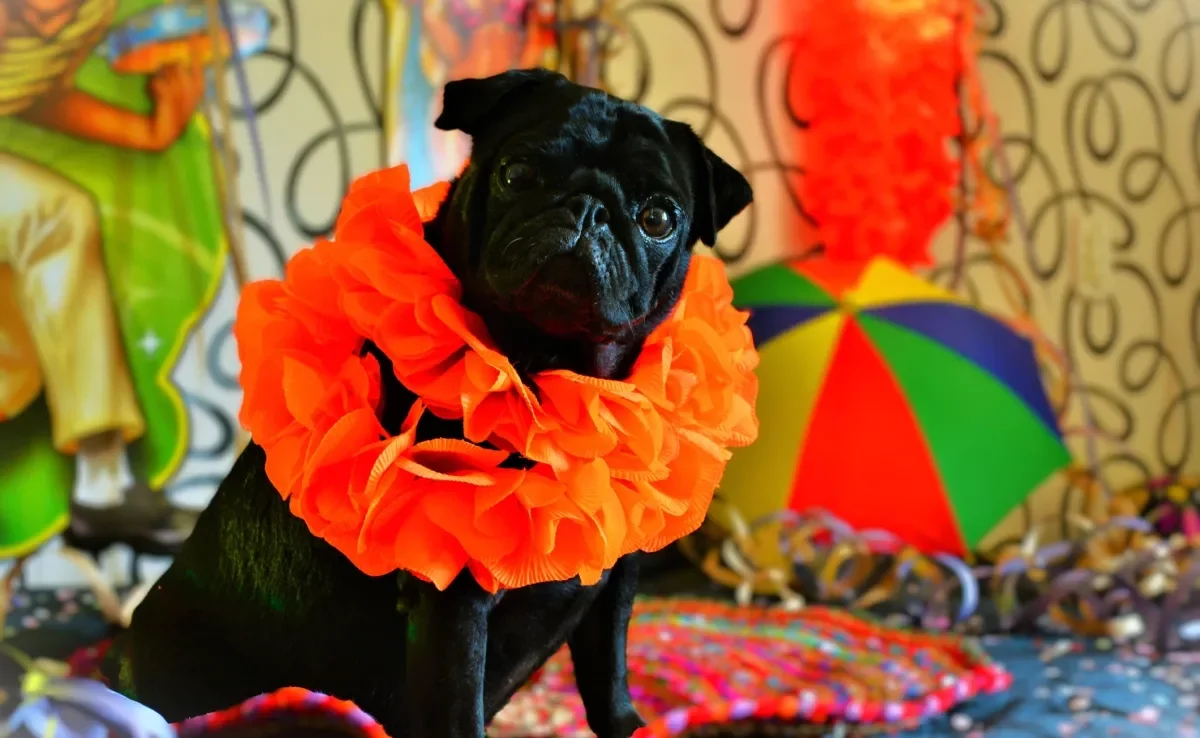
xmin=501 ymin=160 xmax=537 ymax=190
xmin=638 ymin=205 xmax=675 ymax=239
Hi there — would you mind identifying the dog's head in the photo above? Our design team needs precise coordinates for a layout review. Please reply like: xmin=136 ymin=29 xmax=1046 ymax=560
xmin=427 ymin=68 xmax=752 ymax=377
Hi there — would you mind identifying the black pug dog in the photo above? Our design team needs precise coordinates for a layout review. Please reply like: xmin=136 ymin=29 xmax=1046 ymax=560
xmin=104 ymin=68 xmax=752 ymax=738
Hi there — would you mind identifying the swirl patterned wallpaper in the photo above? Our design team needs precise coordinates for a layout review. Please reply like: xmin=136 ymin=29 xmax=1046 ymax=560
xmin=19 ymin=0 xmax=1200 ymax=583
xmin=925 ymin=0 xmax=1200 ymax=545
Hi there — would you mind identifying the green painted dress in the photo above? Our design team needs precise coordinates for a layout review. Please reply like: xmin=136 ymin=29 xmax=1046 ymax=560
xmin=0 ymin=0 xmax=227 ymax=557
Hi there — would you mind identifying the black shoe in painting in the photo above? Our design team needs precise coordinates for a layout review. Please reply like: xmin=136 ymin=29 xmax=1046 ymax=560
xmin=62 ymin=483 xmax=198 ymax=558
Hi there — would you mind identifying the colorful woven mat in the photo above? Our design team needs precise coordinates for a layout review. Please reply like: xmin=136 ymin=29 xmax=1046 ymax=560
xmin=492 ymin=598 xmax=1011 ymax=737
xmin=173 ymin=687 xmax=388 ymax=738
xmin=66 ymin=599 xmax=1009 ymax=737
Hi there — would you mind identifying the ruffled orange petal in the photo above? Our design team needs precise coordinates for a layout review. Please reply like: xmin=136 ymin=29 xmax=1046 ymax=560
xmin=515 ymin=471 xmax=567 ymax=508
xmin=388 ymin=505 xmax=471 ymax=591
xmin=280 ymin=356 xmax=331 ymax=428
xmin=335 ymin=165 xmax=424 ymax=242
xmin=492 ymin=502 xmax=598 ymax=587
xmin=425 ymin=481 xmax=526 ymax=566
xmin=413 ymin=181 xmax=452 ymax=222
xmin=641 ymin=432 xmax=728 ymax=552
xmin=235 ymin=284 xmax=293 ymax=439
xmin=262 ymin=425 xmax=308 ymax=499
xmin=304 ymin=408 xmax=385 ymax=488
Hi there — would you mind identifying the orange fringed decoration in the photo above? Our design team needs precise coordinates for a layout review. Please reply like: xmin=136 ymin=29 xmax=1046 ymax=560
xmin=234 ymin=165 xmax=760 ymax=593
xmin=798 ymin=0 xmax=975 ymax=266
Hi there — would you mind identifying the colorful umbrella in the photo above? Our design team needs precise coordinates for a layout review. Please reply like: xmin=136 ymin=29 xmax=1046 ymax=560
xmin=720 ymin=256 xmax=1071 ymax=555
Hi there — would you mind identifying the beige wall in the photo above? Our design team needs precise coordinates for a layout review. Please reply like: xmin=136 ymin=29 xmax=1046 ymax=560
xmin=926 ymin=3 xmax=1200 ymax=544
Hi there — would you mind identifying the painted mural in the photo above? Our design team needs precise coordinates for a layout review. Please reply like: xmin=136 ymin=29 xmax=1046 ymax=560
xmin=0 ymin=0 xmax=266 ymax=564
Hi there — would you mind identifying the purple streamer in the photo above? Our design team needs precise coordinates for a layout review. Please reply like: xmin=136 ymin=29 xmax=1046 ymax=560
xmin=934 ymin=553 xmax=980 ymax=621
xmin=218 ymin=0 xmax=272 ymax=225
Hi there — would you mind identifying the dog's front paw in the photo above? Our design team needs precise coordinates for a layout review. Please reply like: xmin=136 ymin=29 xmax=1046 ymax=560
xmin=596 ymin=707 xmax=646 ymax=738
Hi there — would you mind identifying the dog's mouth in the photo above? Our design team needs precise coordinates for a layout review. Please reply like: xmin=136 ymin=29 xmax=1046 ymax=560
xmin=511 ymin=279 xmax=657 ymax=342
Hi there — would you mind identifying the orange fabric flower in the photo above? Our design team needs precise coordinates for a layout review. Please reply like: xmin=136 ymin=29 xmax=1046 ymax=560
xmin=234 ymin=165 xmax=760 ymax=592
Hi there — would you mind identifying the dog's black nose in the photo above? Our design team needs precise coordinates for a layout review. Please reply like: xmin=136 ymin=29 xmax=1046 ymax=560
xmin=568 ymin=195 xmax=610 ymax=234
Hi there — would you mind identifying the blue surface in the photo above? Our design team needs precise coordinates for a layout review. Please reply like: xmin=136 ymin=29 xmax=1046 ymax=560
xmin=898 ymin=635 xmax=1200 ymax=737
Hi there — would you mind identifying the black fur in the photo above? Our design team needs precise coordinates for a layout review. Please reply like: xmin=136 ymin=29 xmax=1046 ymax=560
xmin=104 ymin=70 xmax=752 ymax=738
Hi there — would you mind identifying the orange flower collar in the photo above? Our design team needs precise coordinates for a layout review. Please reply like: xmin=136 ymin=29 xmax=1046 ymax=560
xmin=234 ymin=165 xmax=760 ymax=592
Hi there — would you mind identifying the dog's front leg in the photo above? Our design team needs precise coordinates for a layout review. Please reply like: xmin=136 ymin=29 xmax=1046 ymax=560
xmin=402 ymin=572 xmax=492 ymax=738
xmin=568 ymin=554 xmax=645 ymax=738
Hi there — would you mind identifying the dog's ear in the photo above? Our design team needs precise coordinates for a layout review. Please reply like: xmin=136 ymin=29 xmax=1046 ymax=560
xmin=667 ymin=122 xmax=753 ymax=246
xmin=435 ymin=68 xmax=563 ymax=136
